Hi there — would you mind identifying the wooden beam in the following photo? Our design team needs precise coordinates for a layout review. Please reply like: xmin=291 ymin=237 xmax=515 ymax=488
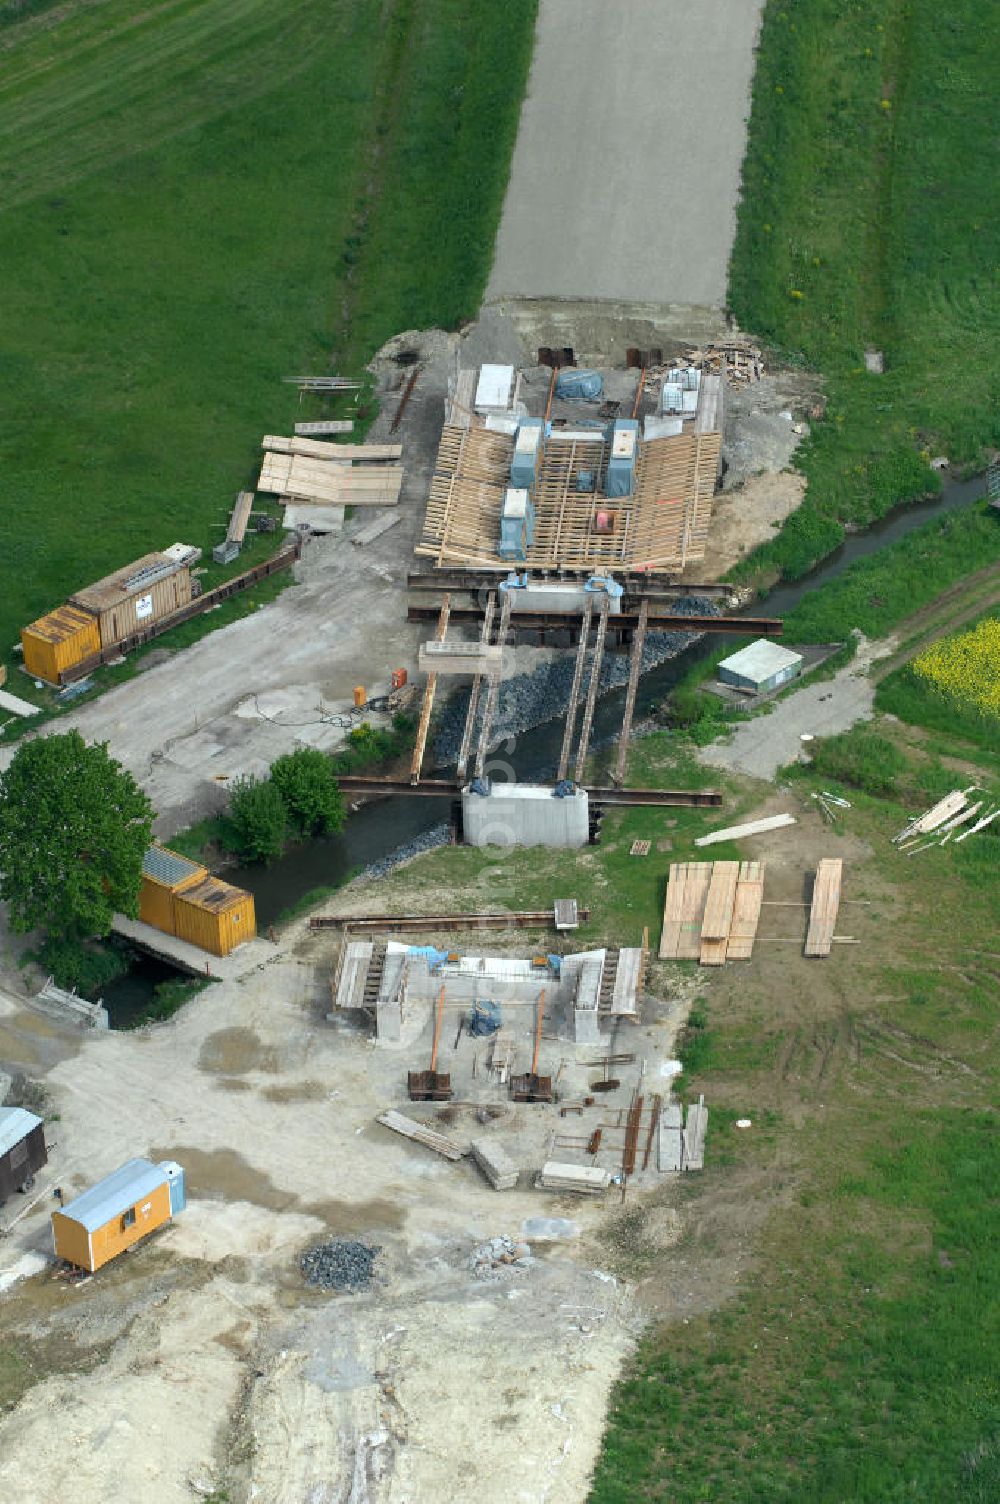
xmin=574 ymin=598 xmax=609 ymax=784
xmin=410 ymin=595 xmax=450 ymax=783
xmin=613 ymin=598 xmax=649 ymax=785
xmin=456 ymin=593 xmax=495 ymax=783
xmin=557 ymin=596 xmax=593 ymax=783
xmin=473 ymin=590 xmax=512 ymax=780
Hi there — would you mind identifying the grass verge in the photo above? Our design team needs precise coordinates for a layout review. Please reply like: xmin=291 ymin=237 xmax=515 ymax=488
xmin=729 ymin=0 xmax=1000 ymax=580
xmin=589 ymin=716 xmax=999 ymax=1502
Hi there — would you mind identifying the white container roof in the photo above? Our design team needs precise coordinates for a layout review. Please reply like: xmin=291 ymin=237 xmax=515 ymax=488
xmin=475 ymin=364 xmax=514 ymax=411
xmin=503 ymin=488 xmax=529 ymax=519
xmin=60 ymin=1158 xmax=168 ymax=1232
xmin=0 ymin=1106 xmax=42 ymax=1159
xmin=719 ymin=639 xmax=803 ymax=681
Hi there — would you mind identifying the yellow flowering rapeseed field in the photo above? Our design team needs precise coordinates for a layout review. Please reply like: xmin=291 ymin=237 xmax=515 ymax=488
xmin=912 ymin=618 xmax=1000 ymax=719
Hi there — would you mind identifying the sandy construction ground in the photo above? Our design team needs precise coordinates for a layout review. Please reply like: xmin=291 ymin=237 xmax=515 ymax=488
xmin=487 ymin=0 xmax=764 ymax=308
xmin=0 ymin=935 xmax=694 ymax=1503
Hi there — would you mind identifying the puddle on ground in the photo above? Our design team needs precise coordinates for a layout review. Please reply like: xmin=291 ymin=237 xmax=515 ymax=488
xmin=197 ymin=1027 xmax=278 ymax=1076
xmin=261 ymin=1081 xmax=325 ymax=1105
xmin=148 ymin=1146 xmax=404 ymax=1233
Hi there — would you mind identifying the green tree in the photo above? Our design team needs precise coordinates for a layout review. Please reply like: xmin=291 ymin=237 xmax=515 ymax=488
xmin=0 ymin=731 xmax=153 ymax=940
xmin=225 ymin=776 xmax=287 ymax=864
xmin=270 ymin=748 xmax=346 ymax=837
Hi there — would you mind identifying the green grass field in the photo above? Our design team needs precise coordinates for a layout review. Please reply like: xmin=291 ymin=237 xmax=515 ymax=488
xmin=0 ymin=0 xmax=535 ymax=675
xmin=728 ymin=0 xmax=1000 ymax=579
xmin=587 ymin=722 xmax=1000 ymax=1501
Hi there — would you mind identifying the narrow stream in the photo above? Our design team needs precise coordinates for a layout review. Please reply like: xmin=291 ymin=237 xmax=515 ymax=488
xmin=103 ymin=475 xmax=985 ymax=1019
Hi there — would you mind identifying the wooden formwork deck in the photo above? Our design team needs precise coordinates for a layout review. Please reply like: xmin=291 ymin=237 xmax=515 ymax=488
xmin=417 ymin=420 xmax=721 ymax=572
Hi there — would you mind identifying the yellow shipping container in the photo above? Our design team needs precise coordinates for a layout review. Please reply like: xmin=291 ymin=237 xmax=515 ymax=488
xmin=139 ymin=846 xmax=206 ymax=935
xmin=20 ymin=604 xmax=101 ymax=684
xmin=172 ymin=876 xmax=256 ymax=957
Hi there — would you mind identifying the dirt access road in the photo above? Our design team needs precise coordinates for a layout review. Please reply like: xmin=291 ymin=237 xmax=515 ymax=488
xmin=487 ymin=0 xmax=764 ymax=310
xmin=699 ymin=568 xmax=1000 ymax=781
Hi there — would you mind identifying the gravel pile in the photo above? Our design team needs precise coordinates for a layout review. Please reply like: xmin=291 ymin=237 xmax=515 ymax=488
xmin=300 ymin=1239 xmax=381 ymax=1291
xmin=470 ymin=1234 xmax=532 ymax=1280
xmin=361 ymin=822 xmax=450 ymax=881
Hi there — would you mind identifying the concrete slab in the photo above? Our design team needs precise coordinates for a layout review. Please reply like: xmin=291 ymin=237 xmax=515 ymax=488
xmin=111 ymin=915 xmax=277 ymax=981
xmin=487 ymin=0 xmax=764 ymax=307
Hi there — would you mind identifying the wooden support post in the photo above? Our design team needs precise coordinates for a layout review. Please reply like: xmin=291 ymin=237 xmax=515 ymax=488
xmin=410 ymin=595 xmax=450 ymax=783
xmin=557 ymin=597 xmax=593 ymax=783
xmin=544 ymin=366 xmax=559 ymax=423
xmin=473 ymin=590 xmax=511 ymax=781
xmin=613 ymin=598 xmax=649 ymax=786
xmin=574 ymin=598 xmax=609 ymax=785
xmin=456 ymin=594 xmax=496 ymax=783
xmin=631 ymin=366 xmax=647 ymax=420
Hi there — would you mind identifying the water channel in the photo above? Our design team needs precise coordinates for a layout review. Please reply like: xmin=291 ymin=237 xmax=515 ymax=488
xmin=103 ymin=474 xmax=986 ymax=1024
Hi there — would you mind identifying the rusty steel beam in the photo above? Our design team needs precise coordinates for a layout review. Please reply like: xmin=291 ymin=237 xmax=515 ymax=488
xmin=334 ymin=775 xmax=723 ymax=807
xmin=406 ymin=605 xmax=781 ymax=637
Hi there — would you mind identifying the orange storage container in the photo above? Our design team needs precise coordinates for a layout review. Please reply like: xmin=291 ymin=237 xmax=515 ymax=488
xmin=391 ymin=668 xmax=408 ymax=690
xmin=21 ymin=604 xmax=101 ymax=684
xmin=353 ymin=685 xmax=367 ymax=708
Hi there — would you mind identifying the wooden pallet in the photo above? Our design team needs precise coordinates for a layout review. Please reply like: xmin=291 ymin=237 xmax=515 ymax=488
xmin=630 ymin=839 xmax=651 ymax=857
xmin=804 ymin=858 xmax=843 ymax=957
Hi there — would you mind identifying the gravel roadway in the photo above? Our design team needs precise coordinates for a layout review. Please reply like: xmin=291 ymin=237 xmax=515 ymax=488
xmin=487 ymin=0 xmax=765 ymax=307
xmin=698 ymin=639 xmax=889 ymax=782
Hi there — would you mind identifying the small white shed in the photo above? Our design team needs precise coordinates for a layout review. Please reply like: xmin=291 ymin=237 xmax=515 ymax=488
xmin=717 ymin=639 xmax=803 ymax=694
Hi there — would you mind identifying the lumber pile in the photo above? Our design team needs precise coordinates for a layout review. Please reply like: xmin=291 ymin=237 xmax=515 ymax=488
xmin=536 ymin=1162 xmax=611 ymax=1196
xmin=258 ymin=434 xmax=404 ymax=509
xmin=470 ymin=1137 xmax=519 ymax=1191
xmin=376 ymin=1109 xmax=465 ymax=1161
xmin=683 ymin=338 xmax=763 ymax=385
xmin=661 ymin=860 xmax=765 ymax=963
xmin=894 ymin=788 xmax=1000 ymax=855
xmin=803 ymin=858 xmax=842 ymax=958
xmin=699 ymin=860 xmax=740 ymax=966
xmin=695 ymin=813 xmax=796 ymax=847
xmin=659 ymin=861 xmax=713 ymax=960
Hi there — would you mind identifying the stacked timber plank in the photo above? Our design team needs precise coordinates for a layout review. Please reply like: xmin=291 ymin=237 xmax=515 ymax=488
xmin=659 ymin=862 xmax=713 ymax=960
xmin=803 ymin=858 xmax=842 ymax=957
xmin=377 ymin=1109 xmax=465 ymax=1161
xmin=471 ymin=1137 xmax=519 ymax=1191
xmin=536 ymin=1162 xmax=611 ymax=1196
xmin=661 ymin=860 xmax=765 ymax=964
xmin=258 ymin=435 xmax=404 ymax=509
xmin=699 ymin=861 xmax=740 ymax=966
xmin=726 ymin=862 xmax=765 ymax=960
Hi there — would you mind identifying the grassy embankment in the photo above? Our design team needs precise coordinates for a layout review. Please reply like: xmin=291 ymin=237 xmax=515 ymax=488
xmin=677 ymin=499 xmax=1000 ymax=736
xmin=728 ymin=0 xmax=1000 ymax=581
xmin=588 ymin=706 xmax=999 ymax=1502
xmin=0 ymin=0 xmax=536 ymax=706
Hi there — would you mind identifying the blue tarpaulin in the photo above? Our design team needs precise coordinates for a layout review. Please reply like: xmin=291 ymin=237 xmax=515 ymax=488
xmin=408 ymin=946 xmax=451 ymax=972
xmin=469 ymin=1000 xmax=502 ymax=1036
xmin=555 ymin=370 xmax=603 ymax=401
